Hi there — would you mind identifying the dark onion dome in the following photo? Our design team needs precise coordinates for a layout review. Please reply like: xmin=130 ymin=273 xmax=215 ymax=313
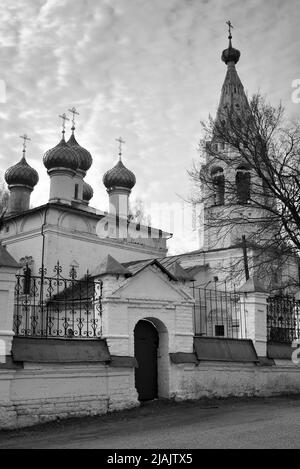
xmin=67 ymin=133 xmax=93 ymax=172
xmin=221 ymin=37 xmax=240 ymax=65
xmin=103 ymin=159 xmax=136 ymax=190
xmin=5 ymin=155 xmax=39 ymax=188
xmin=43 ymin=137 xmax=79 ymax=171
xmin=82 ymin=180 xmax=94 ymax=201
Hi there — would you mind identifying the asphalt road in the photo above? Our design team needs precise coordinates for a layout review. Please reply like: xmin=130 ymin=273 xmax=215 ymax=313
xmin=0 ymin=396 xmax=300 ymax=449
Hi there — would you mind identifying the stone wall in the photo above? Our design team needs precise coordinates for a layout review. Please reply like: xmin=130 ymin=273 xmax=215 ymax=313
xmin=1 ymin=358 xmax=300 ymax=430
xmin=0 ymin=362 xmax=138 ymax=429
xmin=171 ymin=361 xmax=300 ymax=401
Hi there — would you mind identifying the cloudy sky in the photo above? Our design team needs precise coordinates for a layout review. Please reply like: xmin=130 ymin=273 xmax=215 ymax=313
xmin=0 ymin=0 xmax=299 ymax=254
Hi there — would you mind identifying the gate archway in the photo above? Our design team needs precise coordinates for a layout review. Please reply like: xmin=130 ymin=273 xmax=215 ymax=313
xmin=134 ymin=320 xmax=159 ymax=401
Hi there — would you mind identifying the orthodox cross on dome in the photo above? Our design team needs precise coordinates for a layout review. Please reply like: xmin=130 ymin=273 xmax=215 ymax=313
xmin=19 ymin=133 xmax=31 ymax=156
xmin=116 ymin=137 xmax=125 ymax=160
xmin=226 ymin=20 xmax=233 ymax=38
xmin=68 ymin=106 xmax=79 ymax=133
xmin=59 ymin=113 xmax=69 ymax=138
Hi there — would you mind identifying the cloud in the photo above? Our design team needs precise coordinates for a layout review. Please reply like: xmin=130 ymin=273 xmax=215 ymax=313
xmin=0 ymin=0 xmax=299 ymax=254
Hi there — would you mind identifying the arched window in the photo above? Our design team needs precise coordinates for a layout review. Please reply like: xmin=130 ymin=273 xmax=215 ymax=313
xmin=211 ymin=167 xmax=225 ymax=206
xmin=236 ymin=165 xmax=251 ymax=204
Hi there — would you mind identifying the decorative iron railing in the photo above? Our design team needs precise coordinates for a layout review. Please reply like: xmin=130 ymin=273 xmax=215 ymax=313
xmin=191 ymin=286 xmax=247 ymax=339
xmin=14 ymin=262 xmax=103 ymax=339
xmin=267 ymin=295 xmax=300 ymax=344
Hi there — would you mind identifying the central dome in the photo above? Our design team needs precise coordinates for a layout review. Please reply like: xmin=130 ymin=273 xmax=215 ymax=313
xmin=103 ymin=160 xmax=136 ymax=190
xmin=67 ymin=133 xmax=93 ymax=172
xmin=43 ymin=138 xmax=79 ymax=171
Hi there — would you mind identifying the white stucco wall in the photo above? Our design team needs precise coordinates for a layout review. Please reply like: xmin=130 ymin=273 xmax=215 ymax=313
xmin=171 ymin=361 xmax=300 ymax=401
xmin=1 ymin=359 xmax=300 ymax=430
xmin=0 ymin=363 xmax=138 ymax=429
xmin=0 ymin=205 xmax=168 ymax=277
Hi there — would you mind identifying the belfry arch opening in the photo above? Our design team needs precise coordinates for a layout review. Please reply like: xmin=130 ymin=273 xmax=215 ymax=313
xmin=211 ymin=166 xmax=225 ymax=206
xmin=236 ymin=165 xmax=251 ymax=204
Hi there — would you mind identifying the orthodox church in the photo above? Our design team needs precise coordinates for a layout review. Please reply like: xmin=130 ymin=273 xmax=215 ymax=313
xmin=0 ymin=110 xmax=174 ymax=279
xmin=0 ymin=28 xmax=297 ymax=292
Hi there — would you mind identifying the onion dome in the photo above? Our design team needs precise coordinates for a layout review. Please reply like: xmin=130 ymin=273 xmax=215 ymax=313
xmin=5 ymin=155 xmax=39 ymax=188
xmin=43 ymin=137 xmax=79 ymax=171
xmin=82 ymin=180 xmax=94 ymax=201
xmin=103 ymin=159 xmax=136 ymax=190
xmin=221 ymin=43 xmax=240 ymax=65
xmin=221 ymin=26 xmax=240 ymax=65
xmin=67 ymin=132 xmax=93 ymax=172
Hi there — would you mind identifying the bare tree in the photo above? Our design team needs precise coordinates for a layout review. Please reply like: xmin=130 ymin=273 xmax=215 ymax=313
xmin=190 ymin=93 xmax=300 ymax=291
xmin=0 ymin=176 xmax=9 ymax=211
xmin=0 ymin=175 xmax=9 ymax=231
xmin=128 ymin=198 xmax=151 ymax=226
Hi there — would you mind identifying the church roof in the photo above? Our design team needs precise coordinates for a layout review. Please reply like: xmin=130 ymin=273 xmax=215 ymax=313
xmin=159 ymin=258 xmax=195 ymax=281
xmin=82 ymin=180 xmax=94 ymax=201
xmin=67 ymin=133 xmax=93 ymax=172
xmin=215 ymin=33 xmax=249 ymax=127
xmin=122 ymin=258 xmax=178 ymax=281
xmin=0 ymin=245 xmax=19 ymax=268
xmin=238 ymin=277 xmax=268 ymax=293
xmin=43 ymin=137 xmax=79 ymax=171
xmin=5 ymin=155 xmax=39 ymax=188
xmin=103 ymin=159 xmax=136 ymax=190
xmin=91 ymin=254 xmax=132 ymax=277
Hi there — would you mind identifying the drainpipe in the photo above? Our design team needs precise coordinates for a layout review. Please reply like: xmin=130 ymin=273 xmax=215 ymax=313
xmin=39 ymin=205 xmax=49 ymax=306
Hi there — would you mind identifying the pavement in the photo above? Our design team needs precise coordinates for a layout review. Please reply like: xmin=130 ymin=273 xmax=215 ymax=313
xmin=0 ymin=395 xmax=300 ymax=449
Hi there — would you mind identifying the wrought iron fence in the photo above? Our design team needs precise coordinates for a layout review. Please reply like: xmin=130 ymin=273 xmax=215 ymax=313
xmin=14 ymin=262 xmax=103 ymax=339
xmin=267 ymin=295 xmax=300 ymax=344
xmin=191 ymin=286 xmax=247 ymax=339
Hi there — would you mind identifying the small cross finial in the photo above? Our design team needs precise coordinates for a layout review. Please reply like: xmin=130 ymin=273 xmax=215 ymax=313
xmin=19 ymin=134 xmax=31 ymax=155
xmin=68 ymin=107 xmax=79 ymax=132
xmin=226 ymin=20 xmax=233 ymax=39
xmin=116 ymin=137 xmax=125 ymax=159
xmin=59 ymin=113 xmax=69 ymax=137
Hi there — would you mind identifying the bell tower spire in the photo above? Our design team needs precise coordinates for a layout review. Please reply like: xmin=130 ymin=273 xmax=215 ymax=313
xmin=216 ymin=21 xmax=248 ymax=125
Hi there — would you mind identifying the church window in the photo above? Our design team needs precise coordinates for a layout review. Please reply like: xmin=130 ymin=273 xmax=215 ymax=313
xmin=214 ymin=324 xmax=225 ymax=336
xmin=211 ymin=167 xmax=225 ymax=206
xmin=74 ymin=184 xmax=79 ymax=200
xmin=236 ymin=165 xmax=251 ymax=204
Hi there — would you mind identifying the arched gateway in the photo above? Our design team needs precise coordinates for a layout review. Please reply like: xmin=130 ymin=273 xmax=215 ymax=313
xmin=134 ymin=320 xmax=159 ymax=401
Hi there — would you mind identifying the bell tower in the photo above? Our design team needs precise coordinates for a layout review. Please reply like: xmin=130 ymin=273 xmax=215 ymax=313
xmin=202 ymin=22 xmax=263 ymax=251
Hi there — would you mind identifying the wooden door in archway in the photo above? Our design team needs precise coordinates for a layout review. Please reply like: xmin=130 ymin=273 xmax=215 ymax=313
xmin=134 ymin=320 xmax=159 ymax=401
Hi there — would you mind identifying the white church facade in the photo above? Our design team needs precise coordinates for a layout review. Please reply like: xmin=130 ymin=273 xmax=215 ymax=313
xmin=0 ymin=115 xmax=172 ymax=279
